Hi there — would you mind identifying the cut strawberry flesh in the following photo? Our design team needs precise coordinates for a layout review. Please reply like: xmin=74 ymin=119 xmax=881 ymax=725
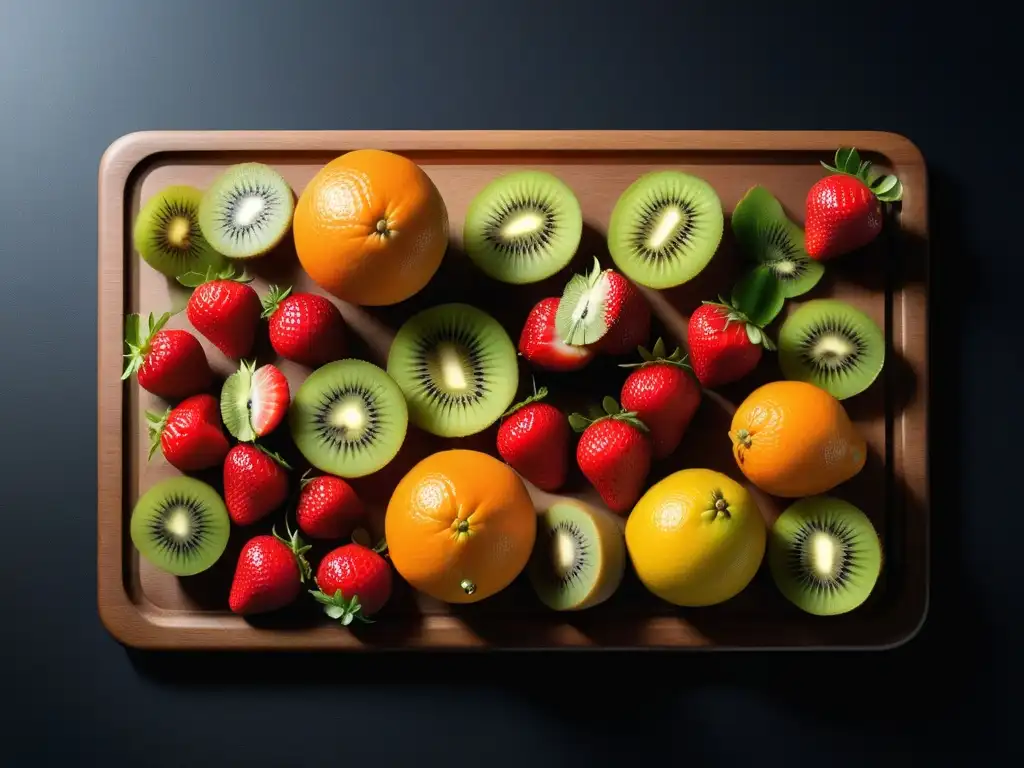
xmin=249 ymin=365 xmax=290 ymax=437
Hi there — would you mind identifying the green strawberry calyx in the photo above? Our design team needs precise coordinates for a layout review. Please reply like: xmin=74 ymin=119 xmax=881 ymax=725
xmin=255 ymin=443 xmax=292 ymax=471
xmin=701 ymin=297 xmax=777 ymax=352
xmin=260 ymin=284 xmax=294 ymax=319
xmin=121 ymin=311 xmax=172 ymax=380
xmin=144 ymin=406 xmax=171 ymax=461
xmin=568 ymin=396 xmax=650 ymax=434
xmin=176 ymin=263 xmax=253 ymax=289
xmin=501 ymin=377 xmax=549 ymax=419
xmin=618 ymin=337 xmax=692 ymax=371
xmin=309 ymin=587 xmax=375 ymax=626
xmin=272 ymin=519 xmax=312 ymax=583
xmin=822 ymin=147 xmax=903 ymax=204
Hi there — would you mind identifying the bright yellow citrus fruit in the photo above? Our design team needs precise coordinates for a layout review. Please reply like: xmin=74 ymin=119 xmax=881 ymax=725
xmin=624 ymin=468 xmax=766 ymax=607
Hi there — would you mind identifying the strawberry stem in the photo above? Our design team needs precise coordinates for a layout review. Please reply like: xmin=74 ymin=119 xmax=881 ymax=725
xmin=121 ymin=312 xmax=171 ymax=380
xmin=501 ymin=385 xmax=549 ymax=419
xmin=272 ymin=520 xmax=312 ymax=583
xmin=255 ymin=443 xmax=292 ymax=471
xmin=260 ymin=284 xmax=293 ymax=319
xmin=144 ymin=407 xmax=171 ymax=461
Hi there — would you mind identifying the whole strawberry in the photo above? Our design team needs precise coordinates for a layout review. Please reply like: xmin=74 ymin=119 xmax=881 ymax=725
xmin=687 ymin=300 xmax=774 ymax=389
xmin=619 ymin=338 xmax=702 ymax=460
xmin=296 ymin=472 xmax=365 ymax=540
xmin=261 ymin=284 xmax=346 ymax=367
xmin=805 ymin=147 xmax=903 ymax=261
xmin=569 ymin=397 xmax=652 ymax=514
xmin=179 ymin=265 xmax=262 ymax=359
xmin=309 ymin=542 xmax=392 ymax=625
xmin=518 ymin=297 xmax=595 ymax=372
xmin=223 ymin=444 xmax=291 ymax=526
xmin=146 ymin=393 xmax=230 ymax=471
xmin=122 ymin=312 xmax=213 ymax=400
xmin=556 ymin=257 xmax=651 ymax=355
xmin=496 ymin=384 xmax=570 ymax=492
xmin=229 ymin=521 xmax=312 ymax=615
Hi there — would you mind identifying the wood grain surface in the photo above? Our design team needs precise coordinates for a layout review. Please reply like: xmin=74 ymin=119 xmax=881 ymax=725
xmin=97 ymin=131 xmax=929 ymax=651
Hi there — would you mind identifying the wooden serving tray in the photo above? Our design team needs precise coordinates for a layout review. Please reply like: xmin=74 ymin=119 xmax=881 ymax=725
xmin=97 ymin=130 xmax=929 ymax=651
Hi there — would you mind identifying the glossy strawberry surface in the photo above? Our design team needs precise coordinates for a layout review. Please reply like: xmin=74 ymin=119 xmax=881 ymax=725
xmin=187 ymin=280 xmax=261 ymax=359
xmin=134 ymin=329 xmax=212 ymax=400
xmin=263 ymin=286 xmax=346 ymax=367
xmin=518 ymin=297 xmax=594 ymax=372
xmin=223 ymin=444 xmax=290 ymax=526
xmin=228 ymin=527 xmax=311 ymax=615
xmin=687 ymin=305 xmax=763 ymax=388
xmin=576 ymin=417 xmax=651 ymax=514
xmin=497 ymin=399 xmax=569 ymax=492
xmin=249 ymin=364 xmax=290 ymax=437
xmin=313 ymin=543 xmax=393 ymax=621
xmin=148 ymin=393 xmax=229 ymax=472
xmin=596 ymin=270 xmax=651 ymax=355
xmin=805 ymin=174 xmax=883 ymax=260
xmin=296 ymin=475 xmax=365 ymax=540
xmin=620 ymin=363 xmax=701 ymax=460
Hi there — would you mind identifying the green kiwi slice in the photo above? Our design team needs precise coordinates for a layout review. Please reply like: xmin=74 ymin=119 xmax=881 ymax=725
xmin=387 ymin=303 xmax=519 ymax=437
xmin=606 ymin=170 xmax=724 ymax=289
xmin=731 ymin=185 xmax=823 ymax=298
xmin=777 ymin=298 xmax=885 ymax=400
xmin=198 ymin=163 xmax=294 ymax=259
xmin=463 ymin=170 xmax=583 ymax=284
xmin=768 ymin=495 xmax=883 ymax=616
xmin=527 ymin=500 xmax=626 ymax=611
xmin=133 ymin=185 xmax=225 ymax=278
xmin=130 ymin=476 xmax=231 ymax=577
xmin=289 ymin=359 xmax=409 ymax=478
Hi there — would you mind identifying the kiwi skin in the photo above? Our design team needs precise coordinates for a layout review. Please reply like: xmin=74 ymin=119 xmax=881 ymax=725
xmin=527 ymin=500 xmax=627 ymax=612
xmin=768 ymin=495 xmax=883 ymax=617
xmin=130 ymin=476 xmax=231 ymax=577
xmin=133 ymin=185 xmax=225 ymax=278
xmin=606 ymin=170 xmax=724 ymax=290
xmin=463 ymin=170 xmax=583 ymax=285
xmin=777 ymin=298 xmax=885 ymax=400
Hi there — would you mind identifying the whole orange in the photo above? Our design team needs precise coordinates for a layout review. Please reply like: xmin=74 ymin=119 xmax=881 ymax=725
xmin=730 ymin=380 xmax=866 ymax=497
xmin=292 ymin=149 xmax=449 ymax=306
xmin=384 ymin=449 xmax=537 ymax=604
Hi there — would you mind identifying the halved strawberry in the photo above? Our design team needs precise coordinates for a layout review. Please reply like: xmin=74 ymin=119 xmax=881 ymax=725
xmin=220 ymin=359 xmax=290 ymax=442
xmin=518 ymin=297 xmax=595 ymax=372
xmin=554 ymin=257 xmax=650 ymax=354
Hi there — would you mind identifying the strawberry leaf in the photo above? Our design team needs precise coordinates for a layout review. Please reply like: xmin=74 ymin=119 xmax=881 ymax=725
xmin=730 ymin=265 xmax=785 ymax=329
xmin=260 ymin=284 xmax=293 ymax=319
xmin=651 ymin=337 xmax=666 ymax=360
xmin=871 ymin=174 xmax=904 ymax=202
xmin=272 ymin=521 xmax=312 ymax=582
xmin=308 ymin=588 xmax=374 ymax=626
xmin=601 ymin=396 xmax=620 ymax=416
xmin=568 ymin=413 xmax=592 ymax=433
xmin=745 ymin=324 xmax=763 ymax=347
xmin=501 ymin=385 xmax=549 ymax=419
xmin=145 ymin=407 xmax=170 ymax=461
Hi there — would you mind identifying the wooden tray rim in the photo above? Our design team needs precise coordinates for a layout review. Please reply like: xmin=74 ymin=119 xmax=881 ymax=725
xmin=97 ymin=130 xmax=930 ymax=652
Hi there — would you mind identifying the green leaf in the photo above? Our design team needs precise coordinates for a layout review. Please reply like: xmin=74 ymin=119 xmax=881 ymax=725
xmin=745 ymin=325 xmax=763 ymax=346
xmin=601 ymin=396 xmax=620 ymax=415
xmin=325 ymin=605 xmax=346 ymax=620
xmin=835 ymin=147 xmax=860 ymax=174
xmin=730 ymin=265 xmax=785 ymax=328
xmin=651 ymin=337 xmax=666 ymax=360
xmin=567 ymin=413 xmax=591 ymax=432
xmin=872 ymin=174 xmax=904 ymax=202
xmin=176 ymin=271 xmax=209 ymax=289
xmin=124 ymin=313 xmax=140 ymax=350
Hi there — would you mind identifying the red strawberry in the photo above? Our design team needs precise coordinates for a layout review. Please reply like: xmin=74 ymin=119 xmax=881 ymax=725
xmin=122 ymin=312 xmax=213 ymax=400
xmin=261 ymin=284 xmax=347 ymax=367
xmin=555 ymin=257 xmax=651 ymax=355
xmin=146 ymin=393 xmax=230 ymax=471
xmin=496 ymin=384 xmax=570 ymax=492
xmin=619 ymin=338 xmax=702 ymax=460
xmin=220 ymin=359 xmax=290 ymax=442
xmin=518 ymin=297 xmax=595 ymax=372
xmin=223 ymin=444 xmax=291 ymax=526
xmin=309 ymin=542 xmax=392 ymax=625
xmin=569 ymin=397 xmax=652 ymax=514
xmin=296 ymin=472 xmax=365 ymax=540
xmin=229 ymin=521 xmax=312 ymax=615
xmin=805 ymin=147 xmax=903 ymax=261
xmin=687 ymin=300 xmax=775 ymax=389
xmin=179 ymin=265 xmax=262 ymax=359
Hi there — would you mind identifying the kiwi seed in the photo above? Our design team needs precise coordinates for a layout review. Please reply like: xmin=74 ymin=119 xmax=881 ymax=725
xmin=777 ymin=298 xmax=885 ymax=400
xmin=130 ymin=476 xmax=231 ymax=577
xmin=133 ymin=185 xmax=225 ymax=278
xmin=198 ymin=163 xmax=295 ymax=259
xmin=606 ymin=170 xmax=724 ymax=289
xmin=387 ymin=303 xmax=519 ymax=438
xmin=768 ymin=495 xmax=883 ymax=616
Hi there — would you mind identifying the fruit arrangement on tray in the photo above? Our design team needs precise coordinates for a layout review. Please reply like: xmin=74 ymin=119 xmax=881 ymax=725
xmin=122 ymin=146 xmax=903 ymax=625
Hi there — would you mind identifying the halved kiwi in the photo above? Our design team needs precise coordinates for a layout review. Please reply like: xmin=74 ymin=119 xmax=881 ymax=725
xmin=289 ymin=359 xmax=409 ymax=478
xmin=606 ymin=170 xmax=724 ymax=289
xmin=462 ymin=170 xmax=583 ymax=285
xmin=527 ymin=500 xmax=626 ymax=611
xmin=387 ymin=303 xmax=519 ymax=437
xmin=731 ymin=185 xmax=823 ymax=298
xmin=130 ymin=476 xmax=231 ymax=577
xmin=133 ymin=185 xmax=225 ymax=278
xmin=768 ymin=495 xmax=883 ymax=616
xmin=198 ymin=163 xmax=294 ymax=259
xmin=777 ymin=299 xmax=885 ymax=400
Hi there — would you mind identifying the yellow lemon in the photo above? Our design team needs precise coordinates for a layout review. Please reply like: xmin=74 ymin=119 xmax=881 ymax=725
xmin=624 ymin=468 xmax=766 ymax=607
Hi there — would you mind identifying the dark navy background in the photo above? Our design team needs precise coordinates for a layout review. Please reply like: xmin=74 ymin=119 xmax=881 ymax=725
xmin=1 ymin=0 xmax=1015 ymax=763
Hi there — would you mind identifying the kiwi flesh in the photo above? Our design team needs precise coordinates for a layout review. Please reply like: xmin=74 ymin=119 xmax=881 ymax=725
xmin=198 ymin=163 xmax=294 ymax=259
xmin=768 ymin=495 xmax=883 ymax=616
xmin=463 ymin=170 xmax=583 ymax=285
xmin=130 ymin=476 xmax=231 ymax=577
xmin=289 ymin=359 xmax=409 ymax=478
xmin=606 ymin=170 xmax=724 ymax=289
xmin=387 ymin=303 xmax=519 ymax=438
xmin=731 ymin=185 xmax=823 ymax=298
xmin=133 ymin=185 xmax=225 ymax=278
xmin=527 ymin=500 xmax=627 ymax=611
xmin=777 ymin=299 xmax=885 ymax=400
